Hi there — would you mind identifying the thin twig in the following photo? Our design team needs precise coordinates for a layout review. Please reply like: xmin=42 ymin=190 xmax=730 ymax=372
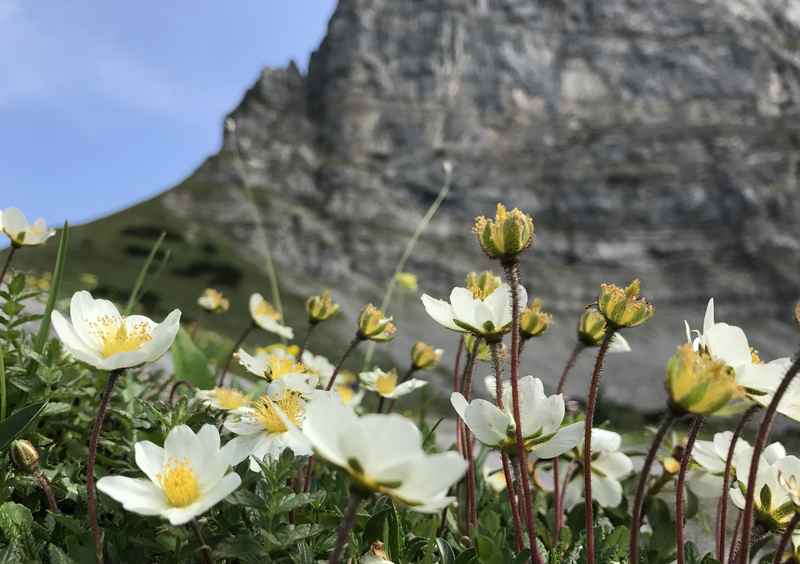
xmin=328 ymin=490 xmax=364 ymax=563
xmin=191 ymin=519 xmax=214 ymax=564
xmin=676 ymin=416 xmax=704 ymax=564
xmin=216 ymin=322 xmax=254 ymax=387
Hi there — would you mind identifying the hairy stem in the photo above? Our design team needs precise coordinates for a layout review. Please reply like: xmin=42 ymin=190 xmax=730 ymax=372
xmin=629 ymin=411 xmax=679 ymax=564
xmin=728 ymin=510 xmax=743 ymax=564
xmin=35 ymin=471 xmax=59 ymax=513
xmin=557 ymin=342 xmax=585 ymax=395
xmin=676 ymin=416 xmax=704 ymax=564
xmin=459 ymin=338 xmax=480 ymax=533
xmin=191 ymin=519 xmax=214 ymax=564
xmin=717 ymin=403 xmax=760 ymax=561
xmin=325 ymin=336 xmax=363 ymax=392
xmin=216 ymin=322 xmax=254 ymax=387
xmin=298 ymin=322 xmax=317 ymax=359
xmin=582 ymin=328 xmax=616 ymax=564
xmin=773 ymin=512 xmax=800 ymax=564
xmin=87 ymin=369 xmax=122 ymax=564
xmin=738 ymin=353 xmax=800 ymax=564
xmin=328 ymin=489 xmax=364 ymax=564
xmin=503 ymin=260 xmax=542 ymax=564
xmin=491 ymin=341 xmax=524 ymax=551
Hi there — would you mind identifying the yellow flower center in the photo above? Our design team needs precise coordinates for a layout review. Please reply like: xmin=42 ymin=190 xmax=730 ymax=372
xmin=212 ymin=388 xmax=249 ymax=410
xmin=375 ymin=371 xmax=398 ymax=396
xmin=254 ymin=393 xmax=303 ymax=433
xmin=158 ymin=458 xmax=200 ymax=507
xmin=751 ymin=349 xmax=762 ymax=365
xmin=255 ymin=300 xmax=281 ymax=321
xmin=267 ymin=356 xmax=306 ymax=381
xmin=90 ymin=315 xmax=153 ymax=358
xmin=337 ymin=385 xmax=355 ymax=404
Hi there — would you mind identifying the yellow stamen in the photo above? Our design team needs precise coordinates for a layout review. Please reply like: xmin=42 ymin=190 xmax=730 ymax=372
xmin=254 ymin=393 xmax=303 ymax=433
xmin=212 ymin=388 xmax=249 ymax=410
xmin=337 ymin=385 xmax=355 ymax=404
xmin=90 ymin=315 xmax=152 ymax=358
xmin=267 ymin=355 xmax=306 ymax=381
xmin=375 ymin=371 xmax=398 ymax=396
xmin=158 ymin=458 xmax=200 ymax=507
xmin=255 ymin=300 xmax=281 ymax=321
xmin=751 ymin=349 xmax=762 ymax=365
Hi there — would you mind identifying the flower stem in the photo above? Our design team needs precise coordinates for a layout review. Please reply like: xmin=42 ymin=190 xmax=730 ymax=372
xmin=216 ymin=322 xmax=254 ymax=387
xmin=728 ymin=510 xmax=743 ymax=564
xmin=582 ymin=328 xmax=616 ymax=564
xmin=459 ymin=337 xmax=481 ymax=533
xmin=503 ymin=260 xmax=542 ymax=564
xmin=629 ymin=410 xmax=679 ymax=564
xmin=191 ymin=519 xmax=214 ymax=564
xmin=298 ymin=322 xmax=317 ymax=358
xmin=0 ymin=245 xmax=17 ymax=289
xmin=553 ymin=342 xmax=585 ymax=539
xmin=438 ymin=336 xmax=465 ymax=537
xmin=717 ymin=403 xmax=759 ymax=561
xmin=87 ymin=369 xmax=122 ymax=564
xmin=676 ymin=415 xmax=704 ymax=564
xmin=168 ymin=380 xmax=195 ymax=405
xmin=737 ymin=353 xmax=800 ymax=564
xmin=491 ymin=341 xmax=524 ymax=551
xmin=325 ymin=335 xmax=363 ymax=391
xmin=35 ymin=471 xmax=59 ymax=513
xmin=773 ymin=512 xmax=800 ymax=564
xmin=557 ymin=342 xmax=585 ymax=395
xmin=328 ymin=489 xmax=364 ymax=564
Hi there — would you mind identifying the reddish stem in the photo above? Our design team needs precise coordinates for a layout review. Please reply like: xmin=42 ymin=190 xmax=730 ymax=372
xmin=503 ymin=260 xmax=542 ymax=564
xmin=716 ymin=403 xmax=759 ymax=561
xmin=87 ymin=370 xmax=121 ymax=564
xmin=772 ymin=512 xmax=800 ymax=564
xmin=676 ymin=416 xmax=704 ymax=564
xmin=582 ymin=329 xmax=615 ymax=564
xmin=35 ymin=472 xmax=59 ymax=513
xmin=459 ymin=338 xmax=480 ymax=532
xmin=217 ymin=322 xmax=254 ymax=387
xmin=737 ymin=353 xmax=800 ymax=564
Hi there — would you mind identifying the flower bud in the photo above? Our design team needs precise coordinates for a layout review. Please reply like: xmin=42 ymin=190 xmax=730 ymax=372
xmin=411 ymin=341 xmax=443 ymax=370
xmin=597 ymin=279 xmax=654 ymax=329
xmin=394 ymin=272 xmax=418 ymax=291
xmin=305 ymin=290 xmax=340 ymax=324
xmin=464 ymin=334 xmax=496 ymax=362
xmin=665 ymin=344 xmax=739 ymax=416
xmin=197 ymin=288 xmax=230 ymax=314
xmin=577 ymin=308 xmax=609 ymax=347
xmin=662 ymin=456 xmax=680 ymax=475
xmin=520 ymin=298 xmax=552 ymax=339
xmin=473 ymin=203 xmax=534 ymax=260
xmin=10 ymin=440 xmax=39 ymax=473
xmin=465 ymin=271 xmax=502 ymax=300
xmin=357 ymin=304 xmax=396 ymax=342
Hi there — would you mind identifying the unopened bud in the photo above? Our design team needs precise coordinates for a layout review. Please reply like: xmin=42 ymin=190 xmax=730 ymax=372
xmin=306 ymin=290 xmax=340 ymax=324
xmin=411 ymin=341 xmax=443 ymax=370
xmin=464 ymin=334 xmax=496 ymax=362
xmin=597 ymin=279 xmax=654 ymax=329
xmin=473 ymin=203 xmax=534 ymax=260
xmin=666 ymin=344 xmax=739 ymax=416
xmin=11 ymin=440 xmax=39 ymax=473
xmin=662 ymin=457 xmax=680 ymax=475
xmin=520 ymin=298 xmax=552 ymax=339
xmin=357 ymin=304 xmax=396 ymax=342
xmin=394 ymin=272 xmax=418 ymax=291
xmin=577 ymin=308 xmax=608 ymax=347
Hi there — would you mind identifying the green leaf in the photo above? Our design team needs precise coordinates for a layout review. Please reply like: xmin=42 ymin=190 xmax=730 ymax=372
xmin=47 ymin=544 xmax=77 ymax=564
xmin=33 ymin=221 xmax=69 ymax=355
xmin=0 ymin=502 xmax=34 ymax=558
xmin=453 ymin=547 xmax=478 ymax=564
xmin=124 ymin=231 xmax=166 ymax=315
xmin=384 ymin=501 xmax=403 ymax=562
xmin=436 ymin=538 xmax=455 ymax=564
xmin=0 ymin=402 xmax=47 ymax=450
xmin=171 ymin=328 xmax=214 ymax=389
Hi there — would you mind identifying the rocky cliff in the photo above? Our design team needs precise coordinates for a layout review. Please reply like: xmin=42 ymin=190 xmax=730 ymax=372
xmin=40 ymin=0 xmax=800 ymax=409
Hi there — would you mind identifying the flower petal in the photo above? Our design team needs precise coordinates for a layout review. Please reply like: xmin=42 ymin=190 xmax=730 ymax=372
xmin=162 ymin=472 xmax=241 ymax=525
xmin=97 ymin=476 xmax=169 ymax=516
xmin=532 ymin=421 xmax=583 ymax=459
xmin=134 ymin=441 xmax=165 ymax=485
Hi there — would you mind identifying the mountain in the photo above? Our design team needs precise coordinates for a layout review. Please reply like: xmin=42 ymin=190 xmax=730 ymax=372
xmin=15 ymin=0 xmax=800 ymax=410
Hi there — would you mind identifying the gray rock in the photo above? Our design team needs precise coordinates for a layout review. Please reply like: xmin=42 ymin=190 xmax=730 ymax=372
xmin=154 ymin=0 xmax=800 ymax=409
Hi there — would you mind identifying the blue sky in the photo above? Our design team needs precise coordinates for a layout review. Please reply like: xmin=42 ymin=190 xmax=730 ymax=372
xmin=0 ymin=1 xmax=336 ymax=226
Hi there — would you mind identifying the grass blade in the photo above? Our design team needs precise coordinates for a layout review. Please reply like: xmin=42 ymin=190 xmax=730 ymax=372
xmin=124 ymin=231 xmax=166 ymax=315
xmin=33 ymin=221 xmax=69 ymax=355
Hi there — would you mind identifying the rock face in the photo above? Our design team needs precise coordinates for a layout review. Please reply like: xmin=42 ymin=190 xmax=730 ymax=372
xmin=158 ymin=0 xmax=800 ymax=409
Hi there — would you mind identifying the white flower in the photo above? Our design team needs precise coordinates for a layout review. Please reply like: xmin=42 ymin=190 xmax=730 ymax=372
xmin=776 ymin=455 xmax=800 ymax=506
xmin=421 ymin=283 xmax=526 ymax=338
xmin=237 ymin=348 xmax=317 ymax=395
xmin=730 ymin=442 xmax=795 ymax=528
xmin=0 ymin=207 xmax=55 ymax=247
xmin=688 ymin=431 xmax=752 ymax=499
xmin=685 ymin=298 xmax=789 ymax=396
xmin=302 ymin=392 xmax=466 ymax=512
xmin=96 ymin=424 xmax=242 ymax=525
xmin=360 ymin=368 xmax=427 ymax=399
xmin=249 ymin=293 xmax=293 ymax=339
xmin=301 ymin=350 xmax=335 ymax=388
xmin=223 ymin=382 xmax=312 ymax=471
xmin=563 ymin=429 xmax=634 ymax=509
xmin=482 ymin=463 xmax=509 ymax=493
xmin=197 ymin=288 xmax=229 ymax=313
xmin=195 ymin=387 xmax=251 ymax=411
xmin=51 ymin=291 xmax=181 ymax=371
xmin=451 ymin=375 xmax=582 ymax=458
